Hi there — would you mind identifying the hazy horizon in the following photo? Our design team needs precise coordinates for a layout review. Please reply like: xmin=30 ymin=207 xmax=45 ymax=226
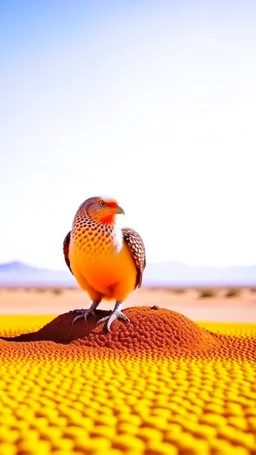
xmin=1 ymin=0 xmax=256 ymax=269
xmin=1 ymin=258 xmax=256 ymax=272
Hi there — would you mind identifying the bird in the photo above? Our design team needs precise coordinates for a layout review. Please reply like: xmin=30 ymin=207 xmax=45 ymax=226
xmin=63 ymin=196 xmax=146 ymax=331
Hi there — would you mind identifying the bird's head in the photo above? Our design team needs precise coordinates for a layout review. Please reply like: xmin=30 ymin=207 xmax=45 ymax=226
xmin=84 ymin=197 xmax=124 ymax=225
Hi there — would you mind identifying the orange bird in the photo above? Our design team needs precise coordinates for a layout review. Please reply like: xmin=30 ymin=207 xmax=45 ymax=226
xmin=63 ymin=196 xmax=146 ymax=331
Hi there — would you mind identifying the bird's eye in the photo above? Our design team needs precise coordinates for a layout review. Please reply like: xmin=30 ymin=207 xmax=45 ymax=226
xmin=99 ymin=200 xmax=106 ymax=207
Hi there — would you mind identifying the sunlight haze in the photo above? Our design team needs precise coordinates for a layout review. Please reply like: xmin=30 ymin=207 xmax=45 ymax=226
xmin=0 ymin=0 xmax=255 ymax=270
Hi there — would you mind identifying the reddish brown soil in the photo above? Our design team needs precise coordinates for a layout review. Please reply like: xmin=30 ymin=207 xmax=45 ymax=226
xmin=1 ymin=306 xmax=255 ymax=361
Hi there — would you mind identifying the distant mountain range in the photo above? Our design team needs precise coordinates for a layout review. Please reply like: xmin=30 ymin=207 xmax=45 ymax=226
xmin=0 ymin=261 xmax=255 ymax=288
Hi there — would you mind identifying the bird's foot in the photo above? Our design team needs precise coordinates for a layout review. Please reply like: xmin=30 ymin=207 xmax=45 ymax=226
xmin=72 ymin=308 xmax=96 ymax=324
xmin=72 ymin=301 xmax=99 ymax=324
xmin=97 ymin=302 xmax=130 ymax=332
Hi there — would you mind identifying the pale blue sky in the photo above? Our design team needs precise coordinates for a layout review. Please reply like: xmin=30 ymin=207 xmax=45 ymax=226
xmin=0 ymin=0 xmax=256 ymax=270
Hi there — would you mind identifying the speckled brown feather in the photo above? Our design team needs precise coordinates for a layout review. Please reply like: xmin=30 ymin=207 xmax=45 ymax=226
xmin=63 ymin=231 xmax=73 ymax=275
xmin=122 ymin=228 xmax=146 ymax=288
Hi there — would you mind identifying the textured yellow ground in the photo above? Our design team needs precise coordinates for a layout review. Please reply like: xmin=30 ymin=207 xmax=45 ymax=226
xmin=0 ymin=314 xmax=256 ymax=455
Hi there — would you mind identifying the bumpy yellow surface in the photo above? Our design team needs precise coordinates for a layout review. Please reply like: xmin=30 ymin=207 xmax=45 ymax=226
xmin=0 ymin=315 xmax=256 ymax=455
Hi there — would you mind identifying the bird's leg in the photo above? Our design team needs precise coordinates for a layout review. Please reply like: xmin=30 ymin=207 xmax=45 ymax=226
xmin=97 ymin=301 xmax=130 ymax=332
xmin=72 ymin=300 xmax=100 ymax=324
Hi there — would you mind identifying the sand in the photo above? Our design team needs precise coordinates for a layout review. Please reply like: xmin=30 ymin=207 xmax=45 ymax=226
xmin=0 ymin=287 xmax=256 ymax=322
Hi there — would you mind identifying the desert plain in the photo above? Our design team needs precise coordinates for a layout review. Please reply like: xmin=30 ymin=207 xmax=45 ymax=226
xmin=0 ymin=286 xmax=256 ymax=322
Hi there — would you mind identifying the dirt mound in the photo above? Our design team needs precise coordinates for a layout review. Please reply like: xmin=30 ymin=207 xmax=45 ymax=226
xmin=2 ymin=306 xmax=220 ymax=356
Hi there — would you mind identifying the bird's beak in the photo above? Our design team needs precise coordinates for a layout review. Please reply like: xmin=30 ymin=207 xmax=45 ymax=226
xmin=115 ymin=206 xmax=125 ymax=215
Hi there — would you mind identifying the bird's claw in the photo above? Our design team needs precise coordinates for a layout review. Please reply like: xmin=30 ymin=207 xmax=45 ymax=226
xmin=97 ymin=310 xmax=130 ymax=332
xmin=72 ymin=308 xmax=96 ymax=325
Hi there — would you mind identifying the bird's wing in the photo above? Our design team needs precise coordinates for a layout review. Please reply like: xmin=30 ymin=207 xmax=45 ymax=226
xmin=122 ymin=227 xmax=146 ymax=288
xmin=63 ymin=231 xmax=73 ymax=275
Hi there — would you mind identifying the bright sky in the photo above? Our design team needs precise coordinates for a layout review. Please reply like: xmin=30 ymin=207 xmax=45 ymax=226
xmin=0 ymin=0 xmax=256 ymax=270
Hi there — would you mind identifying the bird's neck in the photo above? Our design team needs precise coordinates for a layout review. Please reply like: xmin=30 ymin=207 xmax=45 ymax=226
xmin=72 ymin=215 xmax=123 ymax=254
xmin=74 ymin=214 xmax=115 ymax=233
